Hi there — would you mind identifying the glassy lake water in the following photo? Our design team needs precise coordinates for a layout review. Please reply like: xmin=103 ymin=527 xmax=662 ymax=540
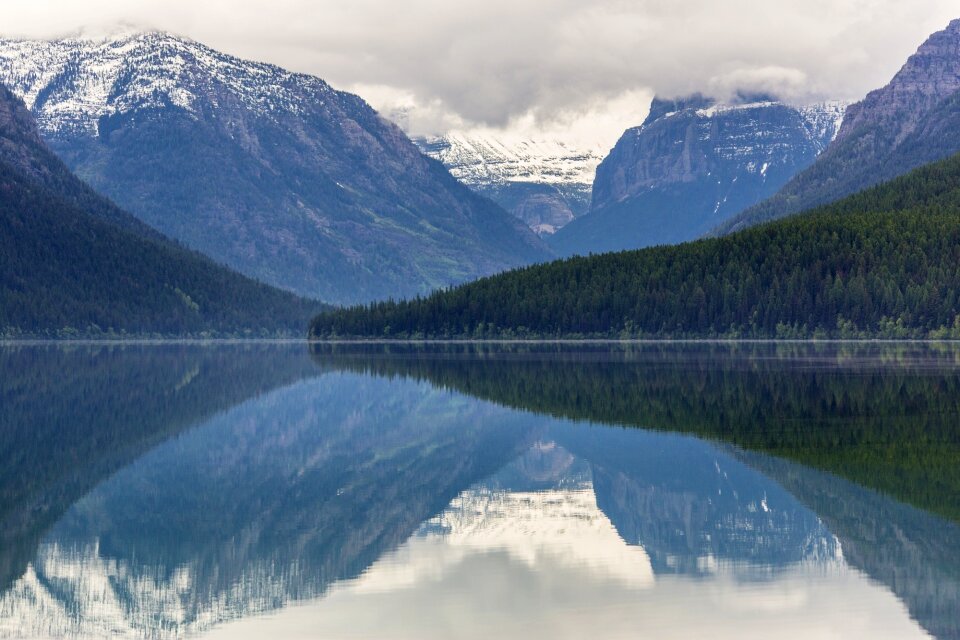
xmin=1 ymin=342 xmax=959 ymax=639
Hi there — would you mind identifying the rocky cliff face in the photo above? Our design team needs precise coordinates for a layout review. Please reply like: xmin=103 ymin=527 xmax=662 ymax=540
xmin=838 ymin=19 xmax=960 ymax=145
xmin=549 ymin=94 xmax=845 ymax=256
xmin=719 ymin=18 xmax=960 ymax=234
xmin=416 ymin=133 xmax=603 ymax=235
xmin=0 ymin=33 xmax=550 ymax=304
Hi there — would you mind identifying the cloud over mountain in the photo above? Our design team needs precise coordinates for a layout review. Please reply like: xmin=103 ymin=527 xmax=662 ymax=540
xmin=3 ymin=1 xmax=959 ymax=137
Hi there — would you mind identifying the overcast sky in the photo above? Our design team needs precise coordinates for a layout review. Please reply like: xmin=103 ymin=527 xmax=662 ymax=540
xmin=4 ymin=1 xmax=959 ymax=147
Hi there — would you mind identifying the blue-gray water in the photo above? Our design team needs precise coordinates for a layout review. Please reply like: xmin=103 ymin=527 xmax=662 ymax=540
xmin=1 ymin=342 xmax=958 ymax=639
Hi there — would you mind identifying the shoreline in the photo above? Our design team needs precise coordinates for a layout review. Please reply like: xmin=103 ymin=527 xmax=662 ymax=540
xmin=3 ymin=337 xmax=960 ymax=346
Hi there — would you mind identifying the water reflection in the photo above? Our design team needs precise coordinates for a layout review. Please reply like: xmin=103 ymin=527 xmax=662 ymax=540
xmin=0 ymin=343 xmax=319 ymax=593
xmin=214 ymin=436 xmax=917 ymax=640
xmin=1 ymin=371 xmax=540 ymax=638
xmin=312 ymin=342 xmax=960 ymax=522
xmin=0 ymin=343 xmax=957 ymax=639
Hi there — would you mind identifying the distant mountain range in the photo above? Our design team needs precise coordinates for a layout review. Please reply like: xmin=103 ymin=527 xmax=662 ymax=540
xmin=415 ymin=133 xmax=605 ymax=235
xmin=548 ymin=94 xmax=846 ymax=256
xmin=719 ymin=18 xmax=960 ymax=233
xmin=0 ymin=84 xmax=319 ymax=336
xmin=0 ymin=32 xmax=550 ymax=304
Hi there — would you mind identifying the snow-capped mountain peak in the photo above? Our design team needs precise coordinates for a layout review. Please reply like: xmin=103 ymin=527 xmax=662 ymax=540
xmin=0 ymin=31 xmax=329 ymax=138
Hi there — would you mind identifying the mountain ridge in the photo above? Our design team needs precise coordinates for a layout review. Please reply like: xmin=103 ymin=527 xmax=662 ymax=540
xmin=415 ymin=132 xmax=605 ymax=235
xmin=0 ymin=31 xmax=551 ymax=304
xmin=548 ymin=94 xmax=845 ymax=256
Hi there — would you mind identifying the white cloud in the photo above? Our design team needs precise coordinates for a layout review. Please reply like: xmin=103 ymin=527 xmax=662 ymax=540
xmin=2 ymin=0 xmax=958 ymax=141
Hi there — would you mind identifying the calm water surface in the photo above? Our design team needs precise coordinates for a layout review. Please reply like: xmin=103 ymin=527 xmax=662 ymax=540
xmin=1 ymin=342 xmax=958 ymax=639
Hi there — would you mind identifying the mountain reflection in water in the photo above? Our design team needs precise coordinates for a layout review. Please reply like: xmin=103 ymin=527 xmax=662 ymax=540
xmin=0 ymin=343 xmax=957 ymax=639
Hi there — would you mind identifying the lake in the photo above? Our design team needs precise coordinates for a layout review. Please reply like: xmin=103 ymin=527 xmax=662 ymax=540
xmin=0 ymin=342 xmax=958 ymax=639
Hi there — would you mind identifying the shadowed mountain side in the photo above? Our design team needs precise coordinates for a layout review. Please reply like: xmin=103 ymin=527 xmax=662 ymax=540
xmin=0 ymin=86 xmax=156 ymax=236
xmin=0 ymin=85 xmax=323 ymax=336
xmin=0 ymin=343 xmax=321 ymax=593
xmin=309 ymin=342 xmax=960 ymax=523
xmin=736 ymin=448 xmax=960 ymax=640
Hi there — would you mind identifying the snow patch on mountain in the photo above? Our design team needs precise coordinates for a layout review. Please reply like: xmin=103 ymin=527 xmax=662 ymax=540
xmin=797 ymin=100 xmax=849 ymax=151
xmin=415 ymin=131 xmax=606 ymax=188
xmin=650 ymin=97 xmax=847 ymax=152
xmin=413 ymin=132 xmax=607 ymax=235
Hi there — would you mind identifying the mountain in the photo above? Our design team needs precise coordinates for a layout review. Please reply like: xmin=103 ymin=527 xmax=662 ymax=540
xmin=310 ymin=151 xmax=960 ymax=341
xmin=0 ymin=84 xmax=319 ymax=336
xmin=548 ymin=94 xmax=845 ymax=256
xmin=415 ymin=132 xmax=605 ymax=235
xmin=718 ymin=18 xmax=960 ymax=233
xmin=0 ymin=32 xmax=550 ymax=304
xmin=551 ymin=425 xmax=838 ymax=575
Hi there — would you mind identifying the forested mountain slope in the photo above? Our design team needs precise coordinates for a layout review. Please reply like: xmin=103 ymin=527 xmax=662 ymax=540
xmin=311 ymin=152 xmax=960 ymax=339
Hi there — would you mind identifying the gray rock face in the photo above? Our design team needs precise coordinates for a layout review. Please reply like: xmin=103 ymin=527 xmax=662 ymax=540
xmin=719 ymin=19 xmax=960 ymax=234
xmin=510 ymin=187 xmax=583 ymax=235
xmin=839 ymin=19 xmax=960 ymax=145
xmin=480 ymin=182 xmax=588 ymax=236
xmin=549 ymin=94 xmax=844 ymax=256
xmin=0 ymin=33 xmax=550 ymax=304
